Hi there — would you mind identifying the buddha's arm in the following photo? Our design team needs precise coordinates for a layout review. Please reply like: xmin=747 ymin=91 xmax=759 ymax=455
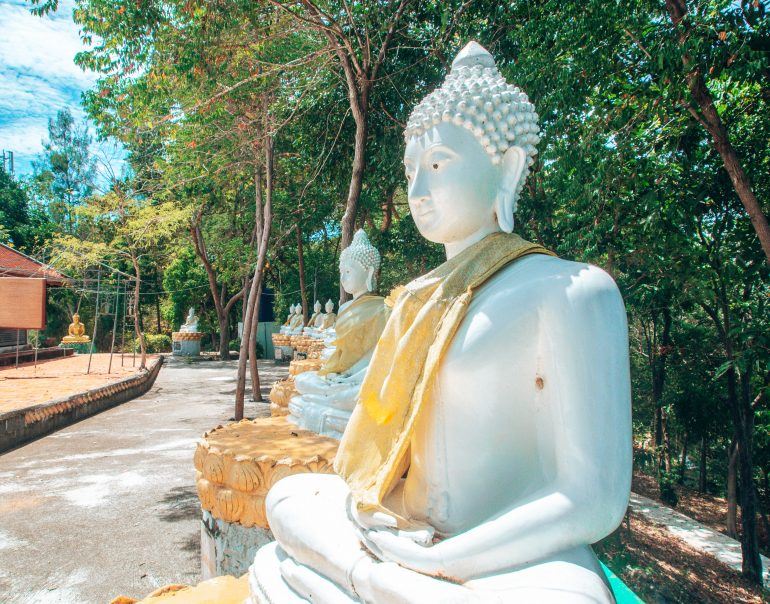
xmin=368 ymin=266 xmax=632 ymax=580
xmin=330 ymin=350 xmax=374 ymax=381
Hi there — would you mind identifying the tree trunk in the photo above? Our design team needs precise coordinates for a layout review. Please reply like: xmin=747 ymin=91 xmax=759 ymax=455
xmin=339 ymin=100 xmax=368 ymax=303
xmin=665 ymin=0 xmax=770 ymax=265
xmin=727 ymin=438 xmax=739 ymax=539
xmin=662 ymin=408 xmax=672 ymax=474
xmin=218 ymin=316 xmax=230 ymax=360
xmin=296 ymin=222 xmax=308 ymax=323
xmin=249 ymin=283 xmax=262 ymax=402
xmin=679 ymin=430 xmax=688 ymax=484
xmin=653 ymin=309 xmax=672 ymax=476
xmin=235 ymin=135 xmax=273 ymax=419
xmin=732 ymin=368 xmax=763 ymax=582
xmin=381 ymin=189 xmax=395 ymax=232
xmin=698 ymin=436 xmax=708 ymax=493
xmin=190 ymin=220 xmax=243 ymax=361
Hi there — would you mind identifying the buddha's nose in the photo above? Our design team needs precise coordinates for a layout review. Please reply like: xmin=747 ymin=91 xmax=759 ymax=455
xmin=408 ymin=170 xmax=430 ymax=207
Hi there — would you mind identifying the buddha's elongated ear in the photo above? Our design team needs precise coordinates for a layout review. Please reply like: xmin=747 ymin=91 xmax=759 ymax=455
xmin=494 ymin=145 xmax=526 ymax=233
xmin=366 ymin=267 xmax=376 ymax=292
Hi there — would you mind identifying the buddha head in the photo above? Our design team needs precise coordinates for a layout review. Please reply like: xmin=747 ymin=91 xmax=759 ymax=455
xmin=403 ymin=41 xmax=539 ymax=246
xmin=313 ymin=300 xmax=322 ymax=314
xmin=339 ymin=229 xmax=381 ymax=297
xmin=325 ymin=299 xmax=335 ymax=314
xmin=72 ymin=313 xmax=81 ymax=324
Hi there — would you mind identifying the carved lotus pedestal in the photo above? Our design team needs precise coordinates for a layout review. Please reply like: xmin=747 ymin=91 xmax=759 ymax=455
xmin=58 ymin=341 xmax=90 ymax=354
xmin=270 ymin=333 xmax=293 ymax=361
xmin=194 ymin=416 xmax=338 ymax=579
xmin=172 ymin=331 xmax=203 ymax=357
xmin=268 ymin=357 xmax=324 ymax=417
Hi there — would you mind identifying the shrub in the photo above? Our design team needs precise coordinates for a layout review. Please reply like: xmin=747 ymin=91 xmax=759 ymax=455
xmin=143 ymin=333 xmax=172 ymax=353
xmin=658 ymin=472 xmax=679 ymax=507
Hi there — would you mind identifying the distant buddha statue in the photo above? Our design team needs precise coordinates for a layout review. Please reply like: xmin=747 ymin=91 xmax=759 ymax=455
xmin=179 ymin=307 xmax=200 ymax=333
xmin=62 ymin=313 xmax=90 ymax=343
xmin=287 ymin=230 xmax=390 ymax=439
xmin=304 ymin=301 xmax=323 ymax=332
xmin=250 ymin=42 xmax=631 ymax=603
xmin=305 ymin=300 xmax=337 ymax=339
xmin=319 ymin=299 xmax=337 ymax=331
xmin=287 ymin=304 xmax=307 ymax=336
xmin=278 ymin=304 xmax=297 ymax=334
xmin=280 ymin=304 xmax=296 ymax=330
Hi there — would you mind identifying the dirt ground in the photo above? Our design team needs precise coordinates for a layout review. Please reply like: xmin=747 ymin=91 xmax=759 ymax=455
xmin=0 ymin=353 xmax=157 ymax=413
xmin=597 ymin=511 xmax=769 ymax=603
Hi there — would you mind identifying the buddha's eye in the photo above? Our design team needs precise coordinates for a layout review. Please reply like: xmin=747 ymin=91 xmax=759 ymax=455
xmin=432 ymin=163 xmax=439 ymax=170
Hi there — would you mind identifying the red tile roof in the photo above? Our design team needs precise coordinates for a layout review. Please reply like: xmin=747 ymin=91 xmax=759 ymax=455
xmin=0 ymin=243 xmax=68 ymax=286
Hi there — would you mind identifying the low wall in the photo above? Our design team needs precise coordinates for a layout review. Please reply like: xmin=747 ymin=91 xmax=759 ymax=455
xmin=0 ymin=356 xmax=164 ymax=453
xmin=0 ymin=346 xmax=73 ymax=367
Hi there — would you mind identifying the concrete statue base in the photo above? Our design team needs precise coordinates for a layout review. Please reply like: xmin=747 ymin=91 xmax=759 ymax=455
xmin=172 ymin=331 xmax=203 ymax=357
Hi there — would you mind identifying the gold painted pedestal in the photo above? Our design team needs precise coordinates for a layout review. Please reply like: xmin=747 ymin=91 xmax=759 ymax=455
xmin=194 ymin=415 xmax=338 ymax=579
xmin=268 ymin=356 xmax=324 ymax=417
xmin=194 ymin=416 xmax=338 ymax=529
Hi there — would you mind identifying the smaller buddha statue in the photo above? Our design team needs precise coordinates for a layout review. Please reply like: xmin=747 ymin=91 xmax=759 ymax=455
xmin=304 ymin=300 xmax=337 ymax=339
xmin=61 ymin=313 xmax=90 ymax=343
xmin=303 ymin=301 xmax=323 ymax=333
xmin=319 ymin=299 xmax=337 ymax=332
xmin=288 ymin=230 xmax=390 ymax=439
xmin=279 ymin=305 xmax=299 ymax=335
xmin=179 ymin=307 xmax=200 ymax=333
xmin=280 ymin=304 xmax=295 ymax=331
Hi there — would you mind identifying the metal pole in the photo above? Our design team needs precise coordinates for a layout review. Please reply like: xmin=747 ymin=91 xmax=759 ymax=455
xmin=120 ymin=282 xmax=127 ymax=367
xmin=108 ymin=277 xmax=121 ymax=374
xmin=87 ymin=268 xmax=102 ymax=374
xmin=14 ymin=329 xmax=20 ymax=369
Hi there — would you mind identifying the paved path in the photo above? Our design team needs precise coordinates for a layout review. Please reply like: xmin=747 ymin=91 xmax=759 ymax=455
xmin=0 ymin=357 xmax=287 ymax=604
xmin=629 ymin=492 xmax=769 ymax=585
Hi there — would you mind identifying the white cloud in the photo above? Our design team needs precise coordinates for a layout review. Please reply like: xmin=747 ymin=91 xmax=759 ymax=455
xmin=0 ymin=0 xmax=124 ymax=179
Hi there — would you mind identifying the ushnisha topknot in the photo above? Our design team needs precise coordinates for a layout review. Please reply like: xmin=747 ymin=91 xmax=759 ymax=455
xmin=340 ymin=229 xmax=381 ymax=292
xmin=340 ymin=229 xmax=381 ymax=272
xmin=405 ymin=42 xmax=540 ymax=206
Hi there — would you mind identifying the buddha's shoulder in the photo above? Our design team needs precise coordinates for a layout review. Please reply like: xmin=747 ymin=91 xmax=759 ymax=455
xmin=476 ymin=253 xmax=622 ymax=308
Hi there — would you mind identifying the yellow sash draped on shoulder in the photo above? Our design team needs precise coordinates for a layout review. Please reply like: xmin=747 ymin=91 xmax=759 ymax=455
xmin=334 ymin=232 xmax=554 ymax=523
xmin=319 ymin=294 xmax=391 ymax=376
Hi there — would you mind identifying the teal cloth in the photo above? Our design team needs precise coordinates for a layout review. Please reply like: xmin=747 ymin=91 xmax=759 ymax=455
xmin=601 ymin=562 xmax=645 ymax=603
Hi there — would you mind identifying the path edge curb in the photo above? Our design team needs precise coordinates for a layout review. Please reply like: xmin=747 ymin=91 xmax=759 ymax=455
xmin=0 ymin=355 xmax=164 ymax=453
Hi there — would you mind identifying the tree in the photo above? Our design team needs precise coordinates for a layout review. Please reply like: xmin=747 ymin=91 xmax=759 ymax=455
xmin=52 ymin=187 xmax=189 ymax=368
xmin=31 ymin=109 xmax=96 ymax=233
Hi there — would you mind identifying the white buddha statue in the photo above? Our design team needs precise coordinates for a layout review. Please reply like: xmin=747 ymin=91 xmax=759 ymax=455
xmin=304 ymin=300 xmax=336 ymax=340
xmin=250 ymin=42 xmax=631 ymax=603
xmin=179 ymin=307 xmax=199 ymax=333
xmin=279 ymin=304 xmax=297 ymax=335
xmin=318 ymin=299 xmax=337 ymax=338
xmin=287 ymin=230 xmax=390 ymax=439
xmin=303 ymin=301 xmax=324 ymax=335
xmin=287 ymin=303 xmax=308 ymax=336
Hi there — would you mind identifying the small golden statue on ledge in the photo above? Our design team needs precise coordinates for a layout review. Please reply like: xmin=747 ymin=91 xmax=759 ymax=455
xmin=61 ymin=313 xmax=90 ymax=344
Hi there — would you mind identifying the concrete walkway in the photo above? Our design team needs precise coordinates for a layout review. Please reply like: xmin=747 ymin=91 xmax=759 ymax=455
xmin=629 ymin=492 xmax=770 ymax=585
xmin=0 ymin=357 xmax=287 ymax=604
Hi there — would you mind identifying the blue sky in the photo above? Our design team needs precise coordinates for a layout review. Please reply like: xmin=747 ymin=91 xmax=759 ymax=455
xmin=0 ymin=0 xmax=123 ymax=182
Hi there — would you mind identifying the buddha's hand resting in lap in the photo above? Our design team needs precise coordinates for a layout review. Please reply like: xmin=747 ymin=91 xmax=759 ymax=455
xmin=281 ymin=552 xmax=478 ymax=604
xmin=365 ymin=528 xmax=448 ymax=577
